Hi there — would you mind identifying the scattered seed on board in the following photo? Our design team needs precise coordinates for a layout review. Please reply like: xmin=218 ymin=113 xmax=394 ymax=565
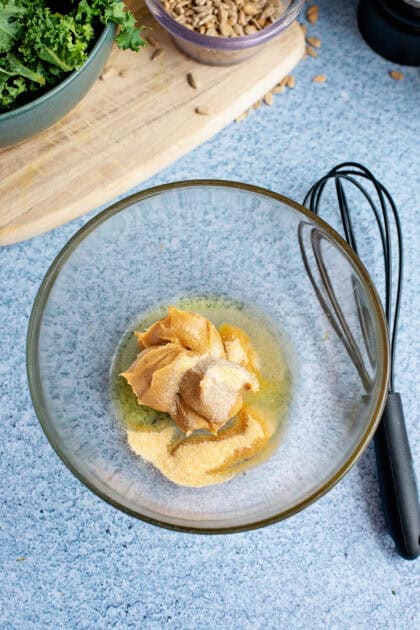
xmin=253 ymin=99 xmax=262 ymax=110
xmin=151 ymin=48 xmax=164 ymax=61
xmin=300 ymin=23 xmax=307 ymax=35
xmin=146 ymin=35 xmax=159 ymax=47
xmin=306 ymin=5 xmax=319 ymax=24
xmin=195 ymin=105 xmax=210 ymax=115
xmin=100 ymin=66 xmax=114 ymax=80
xmin=264 ymin=92 xmax=274 ymax=106
xmin=118 ymin=69 xmax=128 ymax=78
xmin=187 ymin=72 xmax=199 ymax=89
xmin=312 ymin=74 xmax=326 ymax=83
xmin=286 ymin=75 xmax=295 ymax=88
xmin=306 ymin=45 xmax=317 ymax=58
xmin=306 ymin=35 xmax=321 ymax=48
xmin=389 ymin=70 xmax=404 ymax=80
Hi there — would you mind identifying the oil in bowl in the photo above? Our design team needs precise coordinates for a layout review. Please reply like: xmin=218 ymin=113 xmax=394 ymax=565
xmin=111 ymin=296 xmax=293 ymax=488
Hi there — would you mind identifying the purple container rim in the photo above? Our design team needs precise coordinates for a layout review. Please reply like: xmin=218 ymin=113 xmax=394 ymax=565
xmin=144 ymin=0 xmax=304 ymax=50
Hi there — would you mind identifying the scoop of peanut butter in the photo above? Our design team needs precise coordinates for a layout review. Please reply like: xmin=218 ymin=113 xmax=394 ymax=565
xmin=121 ymin=307 xmax=259 ymax=435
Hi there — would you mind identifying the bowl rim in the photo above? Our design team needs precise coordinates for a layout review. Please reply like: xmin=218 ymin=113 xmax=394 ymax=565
xmin=27 ymin=179 xmax=390 ymax=534
xmin=145 ymin=0 xmax=304 ymax=50
xmin=0 ymin=21 xmax=116 ymax=122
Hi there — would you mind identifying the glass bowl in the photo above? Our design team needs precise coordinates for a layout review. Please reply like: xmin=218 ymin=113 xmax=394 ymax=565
xmin=145 ymin=0 xmax=304 ymax=65
xmin=27 ymin=181 xmax=389 ymax=533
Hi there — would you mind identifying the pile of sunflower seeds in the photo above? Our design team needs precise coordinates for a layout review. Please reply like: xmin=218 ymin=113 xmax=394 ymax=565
xmin=159 ymin=0 xmax=287 ymax=37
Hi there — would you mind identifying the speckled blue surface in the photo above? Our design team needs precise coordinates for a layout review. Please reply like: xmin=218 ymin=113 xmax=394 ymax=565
xmin=1 ymin=0 xmax=419 ymax=627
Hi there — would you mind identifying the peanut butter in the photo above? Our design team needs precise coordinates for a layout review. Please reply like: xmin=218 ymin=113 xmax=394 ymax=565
xmin=121 ymin=307 xmax=258 ymax=435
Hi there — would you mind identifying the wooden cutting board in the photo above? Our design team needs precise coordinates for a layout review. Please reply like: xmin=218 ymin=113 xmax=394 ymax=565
xmin=0 ymin=2 xmax=304 ymax=246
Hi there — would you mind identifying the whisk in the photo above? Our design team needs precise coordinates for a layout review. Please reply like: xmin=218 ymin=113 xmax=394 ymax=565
xmin=302 ymin=162 xmax=419 ymax=560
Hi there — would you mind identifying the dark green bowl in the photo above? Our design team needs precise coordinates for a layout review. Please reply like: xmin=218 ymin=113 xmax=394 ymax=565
xmin=0 ymin=22 xmax=116 ymax=149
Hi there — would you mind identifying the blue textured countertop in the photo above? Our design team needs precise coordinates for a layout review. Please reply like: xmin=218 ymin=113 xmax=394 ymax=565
xmin=1 ymin=1 xmax=419 ymax=627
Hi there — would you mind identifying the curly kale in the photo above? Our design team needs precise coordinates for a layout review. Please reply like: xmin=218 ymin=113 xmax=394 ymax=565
xmin=0 ymin=1 xmax=145 ymax=112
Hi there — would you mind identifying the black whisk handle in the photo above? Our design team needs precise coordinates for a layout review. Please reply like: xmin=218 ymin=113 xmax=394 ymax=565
xmin=374 ymin=393 xmax=420 ymax=560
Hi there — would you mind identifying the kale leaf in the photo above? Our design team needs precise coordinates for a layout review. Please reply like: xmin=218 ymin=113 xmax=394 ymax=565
xmin=0 ymin=1 xmax=26 ymax=53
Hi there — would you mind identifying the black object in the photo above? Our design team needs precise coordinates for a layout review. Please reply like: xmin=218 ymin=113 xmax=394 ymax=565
xmin=303 ymin=162 xmax=420 ymax=560
xmin=358 ymin=0 xmax=420 ymax=66
xmin=374 ymin=393 xmax=420 ymax=559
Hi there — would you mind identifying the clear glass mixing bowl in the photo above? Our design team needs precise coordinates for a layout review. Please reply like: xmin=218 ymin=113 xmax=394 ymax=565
xmin=27 ymin=181 xmax=389 ymax=532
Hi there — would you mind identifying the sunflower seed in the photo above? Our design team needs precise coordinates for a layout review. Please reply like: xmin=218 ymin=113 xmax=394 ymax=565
xmin=243 ymin=3 xmax=259 ymax=16
xmin=264 ymin=91 xmax=274 ymax=105
xmin=306 ymin=5 xmax=319 ymax=24
xmin=312 ymin=74 xmax=326 ymax=83
xmin=244 ymin=24 xmax=257 ymax=34
xmin=100 ymin=66 xmax=114 ymax=80
xmin=146 ymin=35 xmax=159 ymax=47
xmin=235 ymin=111 xmax=249 ymax=122
xmin=305 ymin=45 xmax=317 ymax=57
xmin=232 ymin=23 xmax=244 ymax=35
xmin=272 ymin=84 xmax=285 ymax=94
xmin=286 ymin=75 xmax=295 ymax=88
xmin=306 ymin=35 xmax=321 ymax=48
xmin=187 ymin=72 xmax=199 ymax=89
xmin=195 ymin=105 xmax=210 ymax=115
xmin=151 ymin=48 xmax=164 ymax=60
xmin=389 ymin=70 xmax=404 ymax=80
xmin=220 ymin=22 xmax=230 ymax=36
xmin=261 ymin=5 xmax=275 ymax=20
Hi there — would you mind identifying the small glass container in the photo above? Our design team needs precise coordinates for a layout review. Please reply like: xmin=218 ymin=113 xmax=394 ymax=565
xmin=144 ymin=0 xmax=304 ymax=66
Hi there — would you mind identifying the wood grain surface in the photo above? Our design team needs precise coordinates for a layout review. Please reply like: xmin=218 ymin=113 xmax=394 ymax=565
xmin=0 ymin=2 xmax=304 ymax=246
